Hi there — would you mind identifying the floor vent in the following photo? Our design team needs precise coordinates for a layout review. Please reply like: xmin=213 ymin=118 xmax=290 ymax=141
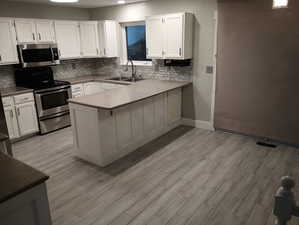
xmin=257 ymin=141 xmax=277 ymax=148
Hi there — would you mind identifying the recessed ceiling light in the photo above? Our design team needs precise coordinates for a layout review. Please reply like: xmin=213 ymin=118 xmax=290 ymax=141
xmin=273 ymin=0 xmax=288 ymax=9
xmin=50 ymin=0 xmax=79 ymax=3
xmin=117 ymin=0 xmax=126 ymax=4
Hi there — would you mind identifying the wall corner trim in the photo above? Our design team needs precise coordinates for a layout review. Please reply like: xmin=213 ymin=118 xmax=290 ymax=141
xmin=182 ymin=118 xmax=215 ymax=131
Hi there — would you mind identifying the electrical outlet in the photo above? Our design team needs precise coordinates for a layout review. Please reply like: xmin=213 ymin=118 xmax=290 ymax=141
xmin=206 ymin=66 xmax=214 ymax=74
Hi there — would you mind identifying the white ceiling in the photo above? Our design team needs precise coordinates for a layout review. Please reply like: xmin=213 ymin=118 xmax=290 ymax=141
xmin=6 ymin=0 xmax=149 ymax=8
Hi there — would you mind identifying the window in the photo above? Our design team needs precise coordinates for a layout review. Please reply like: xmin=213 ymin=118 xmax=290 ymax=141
xmin=120 ymin=22 xmax=152 ymax=66
xmin=126 ymin=25 xmax=150 ymax=61
xmin=273 ymin=0 xmax=288 ymax=9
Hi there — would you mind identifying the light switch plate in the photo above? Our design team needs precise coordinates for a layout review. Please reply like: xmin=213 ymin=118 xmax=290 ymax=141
xmin=206 ymin=66 xmax=214 ymax=74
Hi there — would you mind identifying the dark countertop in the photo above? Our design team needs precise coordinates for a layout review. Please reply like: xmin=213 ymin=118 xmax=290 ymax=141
xmin=69 ymin=79 xmax=191 ymax=110
xmin=0 ymin=153 xmax=49 ymax=204
xmin=0 ymin=87 xmax=34 ymax=97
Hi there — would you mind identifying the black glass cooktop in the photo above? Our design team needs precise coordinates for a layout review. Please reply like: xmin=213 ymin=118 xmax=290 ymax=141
xmin=15 ymin=67 xmax=70 ymax=90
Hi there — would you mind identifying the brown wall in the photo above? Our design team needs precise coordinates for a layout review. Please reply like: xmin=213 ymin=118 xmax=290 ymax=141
xmin=215 ymin=0 xmax=299 ymax=145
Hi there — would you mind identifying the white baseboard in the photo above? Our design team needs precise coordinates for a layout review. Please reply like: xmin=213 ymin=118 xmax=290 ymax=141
xmin=182 ymin=118 xmax=215 ymax=131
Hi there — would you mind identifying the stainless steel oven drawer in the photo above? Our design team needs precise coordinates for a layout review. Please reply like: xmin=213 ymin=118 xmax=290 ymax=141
xmin=39 ymin=112 xmax=70 ymax=135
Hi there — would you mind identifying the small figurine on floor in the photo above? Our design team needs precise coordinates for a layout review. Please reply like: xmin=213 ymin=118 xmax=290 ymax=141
xmin=273 ymin=176 xmax=299 ymax=225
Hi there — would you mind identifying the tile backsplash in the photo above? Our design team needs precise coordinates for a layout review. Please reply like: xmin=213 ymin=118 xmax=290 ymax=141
xmin=0 ymin=58 xmax=192 ymax=89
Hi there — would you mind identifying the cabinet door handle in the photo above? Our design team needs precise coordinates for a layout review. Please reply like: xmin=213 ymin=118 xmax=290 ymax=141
xmin=179 ymin=48 xmax=182 ymax=56
xmin=32 ymin=33 xmax=35 ymax=41
xmin=38 ymin=33 xmax=41 ymax=40
xmin=104 ymin=48 xmax=106 ymax=56
xmin=96 ymin=48 xmax=99 ymax=55
xmin=10 ymin=110 xmax=13 ymax=118
xmin=16 ymin=108 xmax=20 ymax=116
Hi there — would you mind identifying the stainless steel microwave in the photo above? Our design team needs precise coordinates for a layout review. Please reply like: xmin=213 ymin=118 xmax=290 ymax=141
xmin=17 ymin=43 xmax=60 ymax=68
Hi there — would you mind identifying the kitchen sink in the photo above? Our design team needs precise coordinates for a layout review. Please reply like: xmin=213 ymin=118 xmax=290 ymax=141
xmin=106 ymin=77 xmax=144 ymax=82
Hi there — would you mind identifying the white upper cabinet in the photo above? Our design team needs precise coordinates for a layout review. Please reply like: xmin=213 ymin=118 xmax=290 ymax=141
xmin=79 ymin=21 xmax=100 ymax=58
xmin=14 ymin=19 xmax=36 ymax=43
xmin=15 ymin=19 xmax=55 ymax=43
xmin=98 ymin=20 xmax=119 ymax=58
xmin=0 ymin=19 xmax=18 ymax=65
xmin=146 ymin=16 xmax=164 ymax=58
xmin=146 ymin=12 xmax=194 ymax=60
xmin=55 ymin=21 xmax=81 ymax=59
xmin=35 ymin=20 xmax=55 ymax=43
xmin=164 ymin=14 xmax=184 ymax=59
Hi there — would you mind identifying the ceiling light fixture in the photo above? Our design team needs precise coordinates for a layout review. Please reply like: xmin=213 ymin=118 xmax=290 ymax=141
xmin=50 ymin=0 xmax=79 ymax=3
xmin=273 ymin=0 xmax=288 ymax=9
xmin=117 ymin=0 xmax=126 ymax=4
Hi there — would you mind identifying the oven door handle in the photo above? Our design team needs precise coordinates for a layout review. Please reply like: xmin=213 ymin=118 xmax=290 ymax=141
xmin=36 ymin=88 xmax=70 ymax=96
xmin=50 ymin=47 xmax=55 ymax=62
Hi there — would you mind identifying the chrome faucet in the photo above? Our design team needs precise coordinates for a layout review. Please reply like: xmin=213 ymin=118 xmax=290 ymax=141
xmin=125 ymin=58 xmax=137 ymax=82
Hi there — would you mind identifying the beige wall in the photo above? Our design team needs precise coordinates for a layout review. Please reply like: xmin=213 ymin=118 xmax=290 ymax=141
xmin=90 ymin=0 xmax=218 ymax=123
xmin=0 ymin=1 xmax=90 ymax=20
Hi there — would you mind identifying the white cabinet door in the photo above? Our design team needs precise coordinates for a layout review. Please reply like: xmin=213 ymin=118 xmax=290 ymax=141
xmin=164 ymin=14 xmax=183 ymax=59
xmin=0 ymin=19 xmax=18 ymax=65
xmin=14 ymin=19 xmax=36 ymax=43
xmin=98 ymin=20 xmax=119 ymax=58
xmin=146 ymin=16 xmax=164 ymax=58
xmin=16 ymin=102 xmax=39 ymax=136
xmin=4 ymin=107 xmax=19 ymax=139
xmin=55 ymin=21 xmax=81 ymax=59
xmin=36 ymin=20 xmax=55 ymax=43
xmin=79 ymin=22 xmax=99 ymax=57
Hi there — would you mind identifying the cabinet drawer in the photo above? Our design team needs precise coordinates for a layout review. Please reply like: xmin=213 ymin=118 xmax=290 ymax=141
xmin=2 ymin=97 xmax=14 ymax=107
xmin=71 ymin=84 xmax=84 ymax=92
xmin=14 ymin=93 xmax=34 ymax=105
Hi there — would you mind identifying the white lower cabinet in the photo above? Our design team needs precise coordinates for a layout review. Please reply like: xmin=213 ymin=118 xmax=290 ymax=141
xmin=4 ymin=106 xmax=19 ymax=139
xmin=2 ymin=93 xmax=39 ymax=140
xmin=72 ymin=82 xmax=125 ymax=98
xmin=16 ymin=102 xmax=39 ymax=136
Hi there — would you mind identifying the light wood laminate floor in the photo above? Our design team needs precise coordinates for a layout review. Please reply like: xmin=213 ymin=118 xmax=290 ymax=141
xmin=13 ymin=126 xmax=299 ymax=225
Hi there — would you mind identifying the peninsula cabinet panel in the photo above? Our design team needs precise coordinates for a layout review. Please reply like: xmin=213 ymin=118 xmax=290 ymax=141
xmin=154 ymin=94 xmax=166 ymax=130
xmin=131 ymin=101 xmax=144 ymax=141
xmin=143 ymin=98 xmax=156 ymax=135
xmin=0 ymin=19 xmax=18 ymax=65
xmin=167 ymin=89 xmax=182 ymax=125
xmin=54 ymin=21 xmax=81 ymax=59
xmin=115 ymin=105 xmax=133 ymax=150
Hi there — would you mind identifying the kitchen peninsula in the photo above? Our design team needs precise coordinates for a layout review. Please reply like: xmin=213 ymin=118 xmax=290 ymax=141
xmin=68 ymin=79 xmax=190 ymax=167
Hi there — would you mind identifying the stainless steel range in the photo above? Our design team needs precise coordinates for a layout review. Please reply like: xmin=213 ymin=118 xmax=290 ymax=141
xmin=15 ymin=67 xmax=72 ymax=135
